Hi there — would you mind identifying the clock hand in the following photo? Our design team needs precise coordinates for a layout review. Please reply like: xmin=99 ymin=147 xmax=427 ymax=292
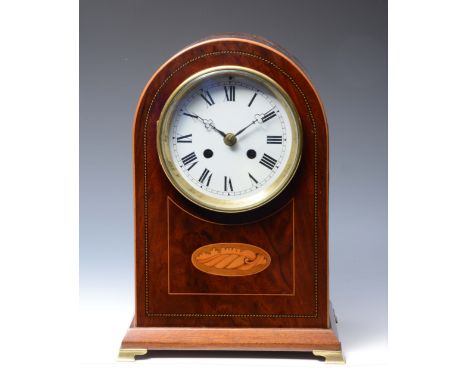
xmin=234 ymin=107 xmax=276 ymax=137
xmin=205 ymin=120 xmax=227 ymax=138
xmin=234 ymin=120 xmax=257 ymax=137
xmin=185 ymin=112 xmax=226 ymax=137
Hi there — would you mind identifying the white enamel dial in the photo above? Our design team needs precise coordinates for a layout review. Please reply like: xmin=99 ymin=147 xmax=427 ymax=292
xmin=158 ymin=67 xmax=301 ymax=212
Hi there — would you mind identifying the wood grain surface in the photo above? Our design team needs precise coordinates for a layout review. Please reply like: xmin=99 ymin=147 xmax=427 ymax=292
xmin=132 ymin=34 xmax=329 ymax=329
xmin=121 ymin=326 xmax=341 ymax=351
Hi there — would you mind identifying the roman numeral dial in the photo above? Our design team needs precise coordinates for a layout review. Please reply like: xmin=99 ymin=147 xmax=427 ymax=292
xmin=261 ymin=110 xmax=276 ymax=123
xmin=267 ymin=135 xmax=282 ymax=144
xmin=199 ymin=168 xmax=212 ymax=186
xmin=163 ymin=69 xmax=300 ymax=211
xmin=224 ymin=86 xmax=235 ymax=102
xmin=224 ymin=176 xmax=233 ymax=191
xmin=248 ymin=172 xmax=258 ymax=185
xmin=248 ymin=92 xmax=257 ymax=107
xmin=200 ymin=90 xmax=215 ymax=106
xmin=259 ymin=153 xmax=278 ymax=170
xmin=181 ymin=152 xmax=197 ymax=167
xmin=176 ymin=133 xmax=192 ymax=143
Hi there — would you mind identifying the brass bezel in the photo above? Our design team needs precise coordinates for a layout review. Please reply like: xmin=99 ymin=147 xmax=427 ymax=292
xmin=157 ymin=65 xmax=302 ymax=213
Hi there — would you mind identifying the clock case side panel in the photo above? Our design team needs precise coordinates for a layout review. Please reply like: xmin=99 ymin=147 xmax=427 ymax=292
xmin=131 ymin=36 xmax=330 ymax=329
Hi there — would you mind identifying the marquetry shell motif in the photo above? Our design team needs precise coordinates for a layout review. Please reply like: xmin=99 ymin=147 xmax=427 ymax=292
xmin=191 ymin=243 xmax=271 ymax=277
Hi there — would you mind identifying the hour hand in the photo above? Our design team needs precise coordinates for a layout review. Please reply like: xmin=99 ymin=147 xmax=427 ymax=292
xmin=205 ymin=120 xmax=226 ymax=138
xmin=183 ymin=112 xmax=226 ymax=137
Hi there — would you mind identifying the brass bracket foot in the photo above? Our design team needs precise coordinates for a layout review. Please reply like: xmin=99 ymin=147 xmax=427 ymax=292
xmin=117 ymin=348 xmax=148 ymax=361
xmin=312 ymin=350 xmax=345 ymax=364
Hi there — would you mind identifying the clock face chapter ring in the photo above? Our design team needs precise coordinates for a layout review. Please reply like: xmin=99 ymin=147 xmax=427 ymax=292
xmin=157 ymin=65 xmax=303 ymax=213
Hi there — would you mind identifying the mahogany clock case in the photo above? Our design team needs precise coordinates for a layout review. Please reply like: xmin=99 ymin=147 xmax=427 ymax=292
xmin=131 ymin=35 xmax=330 ymax=330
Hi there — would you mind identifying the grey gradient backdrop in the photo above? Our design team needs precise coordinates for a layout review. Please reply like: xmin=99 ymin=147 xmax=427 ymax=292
xmin=80 ymin=0 xmax=387 ymax=355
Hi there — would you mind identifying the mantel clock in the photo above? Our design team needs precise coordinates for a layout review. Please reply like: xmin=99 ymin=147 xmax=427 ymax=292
xmin=119 ymin=34 xmax=344 ymax=364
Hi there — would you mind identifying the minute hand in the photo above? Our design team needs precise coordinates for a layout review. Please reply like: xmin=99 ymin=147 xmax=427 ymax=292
xmin=234 ymin=120 xmax=257 ymax=137
xmin=234 ymin=108 xmax=276 ymax=137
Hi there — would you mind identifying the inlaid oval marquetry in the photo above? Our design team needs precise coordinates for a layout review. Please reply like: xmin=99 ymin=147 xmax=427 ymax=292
xmin=191 ymin=243 xmax=271 ymax=277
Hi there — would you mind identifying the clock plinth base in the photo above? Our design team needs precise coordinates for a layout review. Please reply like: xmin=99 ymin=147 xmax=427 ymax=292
xmin=118 ymin=303 xmax=344 ymax=363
